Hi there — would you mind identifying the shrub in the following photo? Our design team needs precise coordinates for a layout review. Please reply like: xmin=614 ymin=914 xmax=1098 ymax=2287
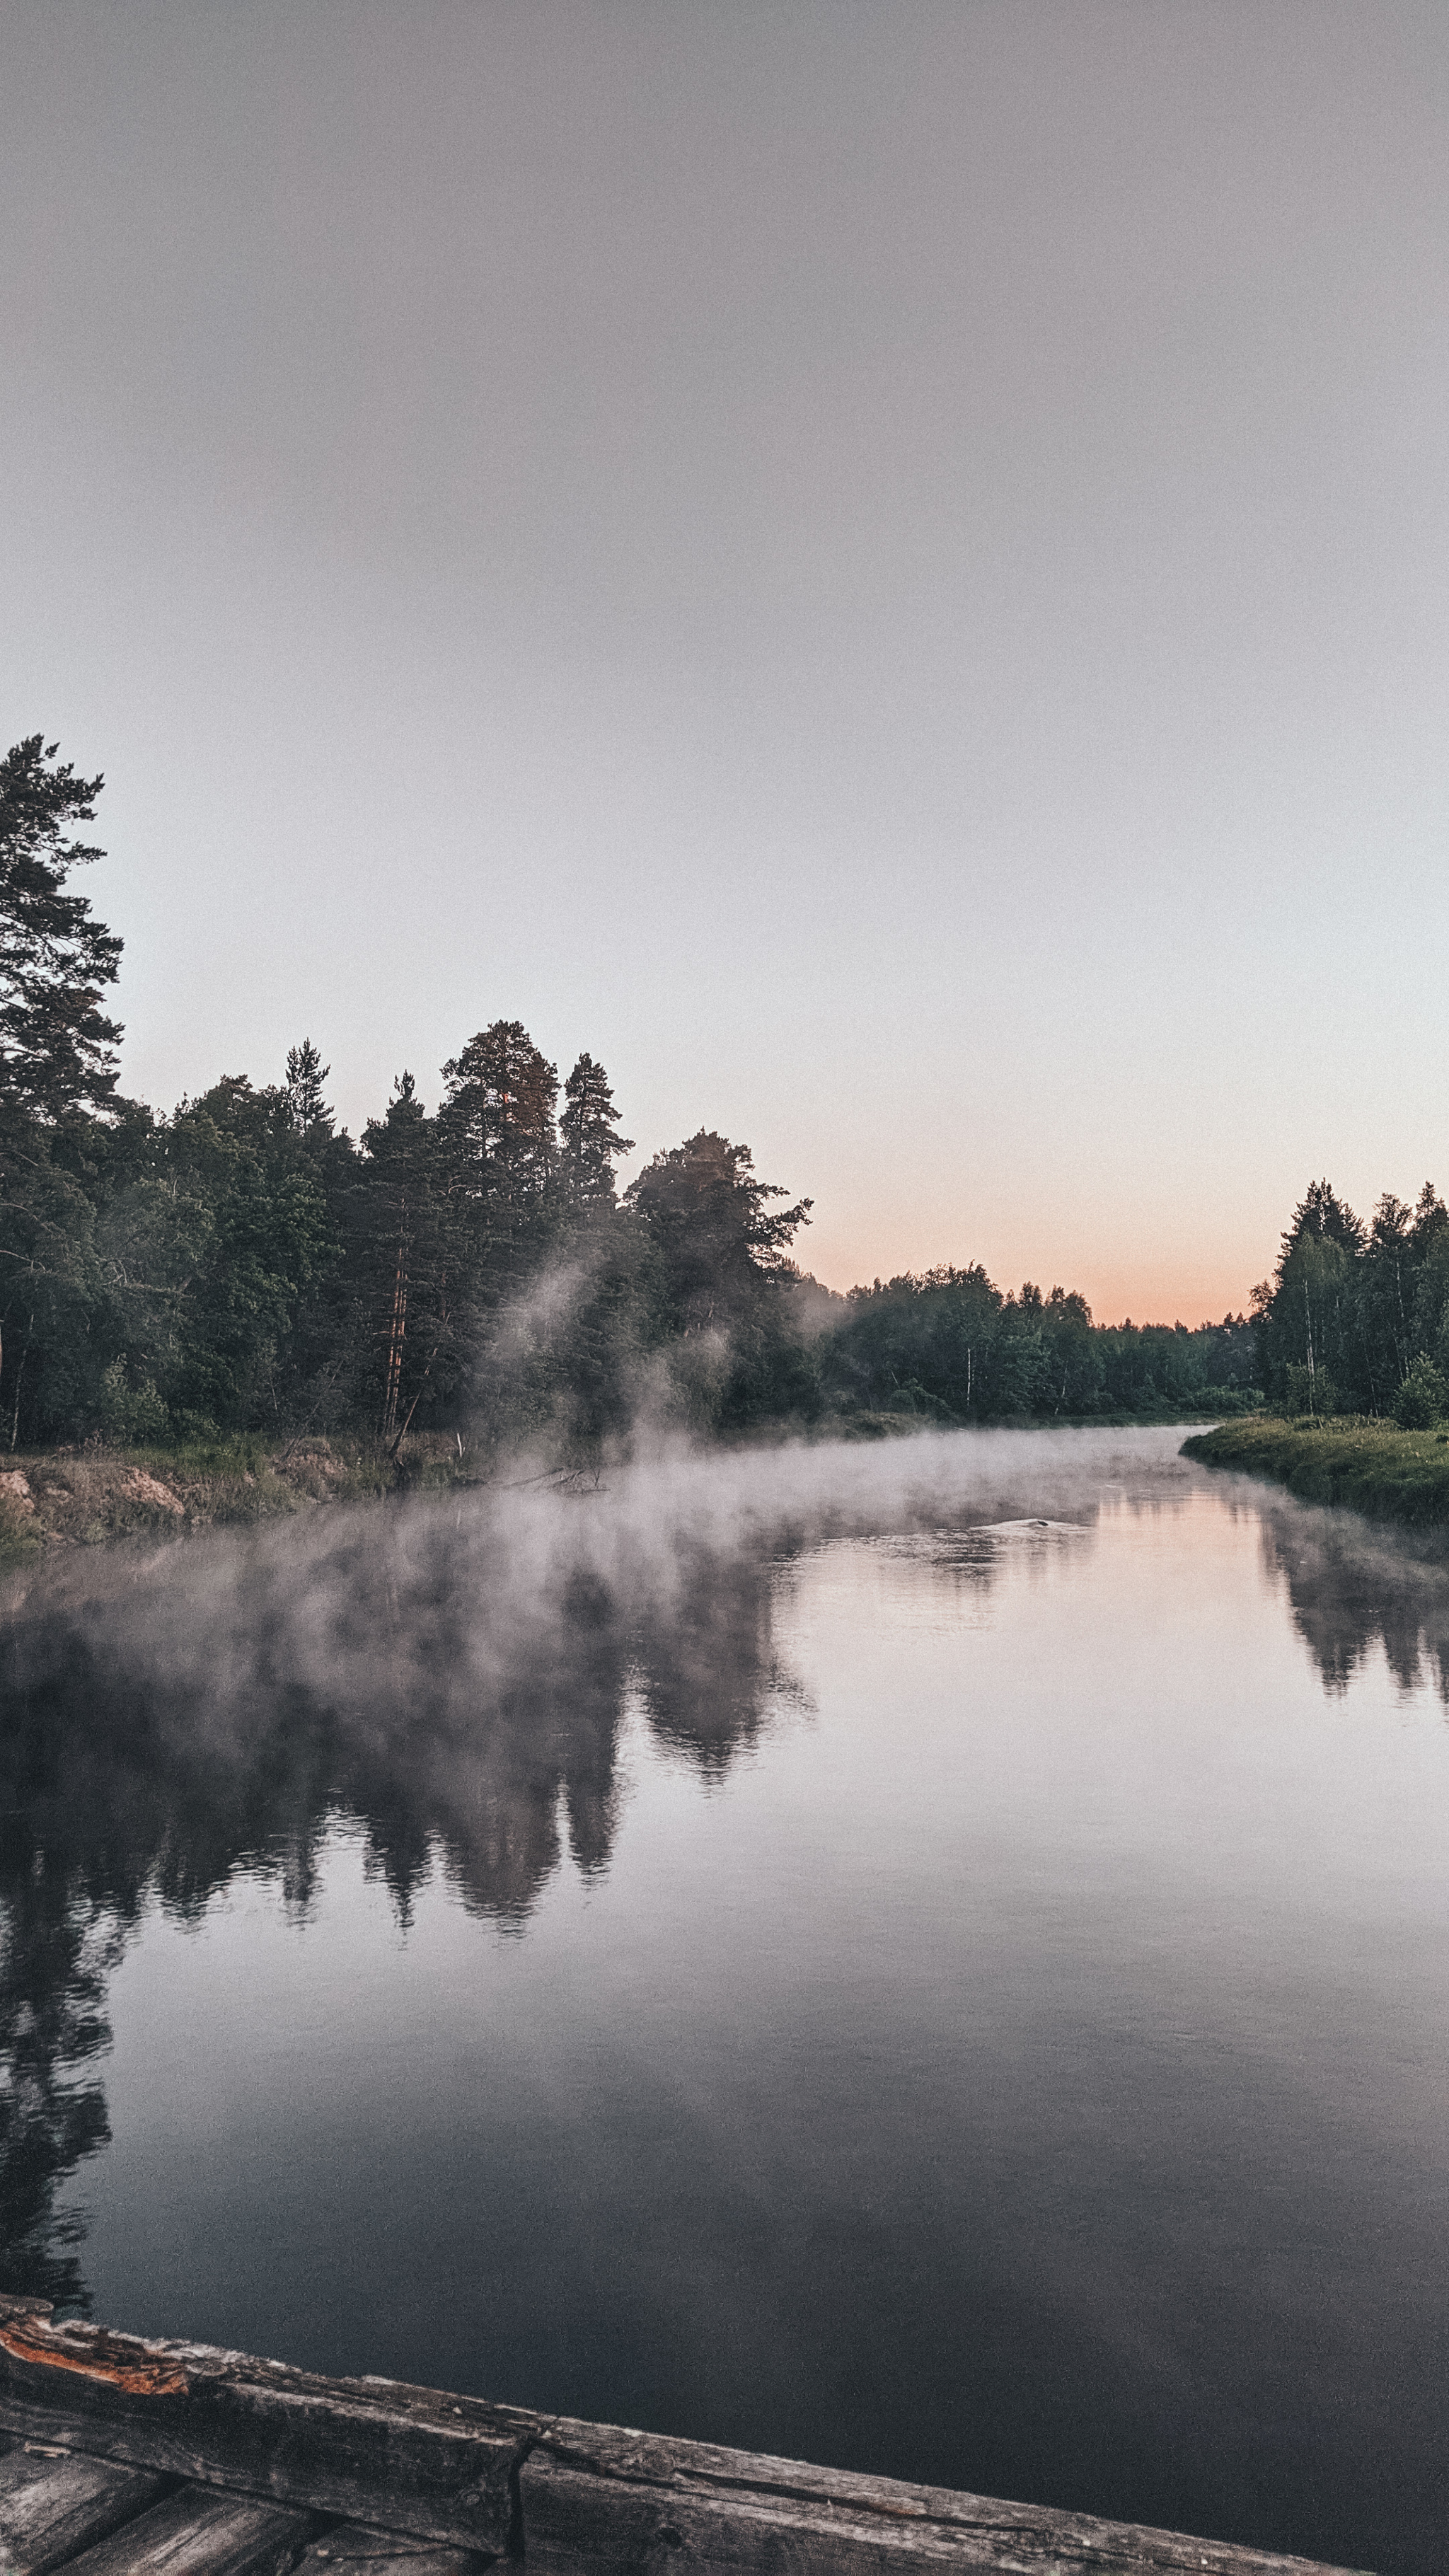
xmin=1393 ymin=1358 xmax=1449 ymax=1428
xmin=96 ymin=1358 xmax=171 ymax=1445
xmin=1284 ymin=1364 xmax=1341 ymax=1417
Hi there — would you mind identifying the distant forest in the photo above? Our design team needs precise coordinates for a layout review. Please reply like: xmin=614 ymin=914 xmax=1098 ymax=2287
xmin=0 ymin=737 xmax=1259 ymax=1452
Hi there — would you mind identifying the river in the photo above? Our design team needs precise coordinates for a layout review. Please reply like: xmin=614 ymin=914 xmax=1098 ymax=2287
xmin=1 ymin=1426 xmax=1445 ymax=2574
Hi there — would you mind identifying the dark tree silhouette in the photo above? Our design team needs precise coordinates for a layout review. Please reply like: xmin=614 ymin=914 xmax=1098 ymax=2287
xmin=559 ymin=1052 xmax=633 ymax=1214
xmin=0 ymin=737 xmax=122 ymax=1126
xmin=625 ymin=1130 xmax=811 ymax=1331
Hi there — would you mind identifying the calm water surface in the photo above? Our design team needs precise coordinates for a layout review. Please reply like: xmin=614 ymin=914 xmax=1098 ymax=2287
xmin=4 ymin=1428 xmax=1446 ymax=2574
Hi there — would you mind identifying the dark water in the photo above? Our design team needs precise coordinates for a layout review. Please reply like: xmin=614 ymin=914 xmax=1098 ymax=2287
xmin=2 ymin=1428 xmax=1446 ymax=2574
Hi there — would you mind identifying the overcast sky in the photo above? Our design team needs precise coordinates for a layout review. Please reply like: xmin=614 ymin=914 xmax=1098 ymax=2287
xmin=4 ymin=1 xmax=1446 ymax=1319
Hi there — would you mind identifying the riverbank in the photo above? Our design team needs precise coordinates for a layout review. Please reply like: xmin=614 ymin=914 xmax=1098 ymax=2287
xmin=0 ymin=1431 xmax=473 ymax=1568
xmin=1184 ymin=1415 xmax=1449 ymax=1526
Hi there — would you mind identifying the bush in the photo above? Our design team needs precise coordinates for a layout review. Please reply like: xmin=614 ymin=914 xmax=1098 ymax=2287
xmin=1284 ymin=1364 xmax=1341 ymax=1417
xmin=0 ymin=1494 xmax=42 ymax=1569
xmin=96 ymin=1359 xmax=171 ymax=1445
xmin=1393 ymin=1358 xmax=1449 ymax=1428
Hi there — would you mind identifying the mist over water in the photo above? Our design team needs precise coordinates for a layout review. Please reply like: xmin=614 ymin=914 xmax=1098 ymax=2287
xmin=1 ymin=1428 xmax=1447 ymax=2576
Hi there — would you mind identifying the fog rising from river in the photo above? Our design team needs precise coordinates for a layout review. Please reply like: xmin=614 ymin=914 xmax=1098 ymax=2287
xmin=1 ymin=1429 xmax=1189 ymax=1763
xmin=2 ymin=1429 xmax=1447 ymax=2576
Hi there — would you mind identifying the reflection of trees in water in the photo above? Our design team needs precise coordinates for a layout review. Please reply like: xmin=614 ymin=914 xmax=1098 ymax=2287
xmin=0 ymin=1850 xmax=117 ymax=2311
xmin=1259 ymin=1505 xmax=1449 ymax=1701
xmin=0 ymin=1507 xmax=812 ymax=2304
xmin=636 ymin=1545 xmax=808 ymax=1777
xmin=0 ymin=1459 xmax=1066 ymax=2313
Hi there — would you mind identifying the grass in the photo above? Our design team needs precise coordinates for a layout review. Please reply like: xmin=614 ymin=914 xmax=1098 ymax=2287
xmin=1182 ymin=1414 xmax=1449 ymax=1527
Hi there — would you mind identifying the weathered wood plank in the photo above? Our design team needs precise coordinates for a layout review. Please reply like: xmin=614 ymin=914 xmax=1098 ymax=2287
xmin=519 ymin=2422 xmax=1370 ymax=2575
xmin=0 ymin=2303 xmax=1368 ymax=2576
xmin=64 ymin=2487 xmax=311 ymax=2575
xmin=296 ymin=2527 xmax=493 ymax=2572
xmin=0 ymin=2302 xmax=532 ymax=2555
xmin=0 ymin=2439 xmax=171 ymax=2572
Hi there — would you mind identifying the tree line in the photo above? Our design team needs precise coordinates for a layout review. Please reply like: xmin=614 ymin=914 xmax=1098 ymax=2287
xmin=1252 ymin=1177 xmax=1449 ymax=1426
xmin=0 ymin=736 xmax=1259 ymax=1452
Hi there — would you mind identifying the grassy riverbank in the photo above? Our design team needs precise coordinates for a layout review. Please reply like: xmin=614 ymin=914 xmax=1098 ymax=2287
xmin=1184 ymin=1416 xmax=1449 ymax=1527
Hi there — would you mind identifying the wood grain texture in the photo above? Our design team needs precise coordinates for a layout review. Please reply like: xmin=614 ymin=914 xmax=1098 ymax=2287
xmin=296 ymin=2526 xmax=494 ymax=2573
xmin=0 ymin=2304 xmax=531 ymax=2555
xmin=0 ymin=2438 xmax=171 ymax=2572
xmin=63 ymin=2488 xmax=311 ymax=2576
xmin=0 ymin=2321 xmax=187 ymax=2396
xmin=0 ymin=2306 xmax=1370 ymax=2576
xmin=519 ymin=2422 xmax=1371 ymax=2576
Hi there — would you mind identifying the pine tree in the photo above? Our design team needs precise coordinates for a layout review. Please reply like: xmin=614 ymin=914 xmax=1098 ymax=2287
xmin=625 ymin=1131 xmax=811 ymax=1331
xmin=558 ymin=1052 xmax=633 ymax=1214
xmin=354 ymin=1075 xmax=458 ymax=1441
xmin=284 ymin=1039 xmax=333 ymax=1136
xmin=1278 ymin=1179 xmax=1366 ymax=1264
xmin=439 ymin=1020 xmax=558 ymax=1297
xmin=0 ymin=739 xmax=122 ymax=1126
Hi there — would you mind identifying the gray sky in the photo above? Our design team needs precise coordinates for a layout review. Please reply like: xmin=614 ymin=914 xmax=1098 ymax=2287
xmin=4 ymin=1 xmax=1446 ymax=1317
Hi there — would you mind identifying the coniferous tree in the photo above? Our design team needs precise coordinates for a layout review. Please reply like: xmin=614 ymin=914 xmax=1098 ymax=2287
xmin=625 ymin=1131 xmax=811 ymax=1333
xmin=439 ymin=1021 xmax=559 ymax=1303
xmin=267 ymin=1046 xmax=356 ymax=1428
xmin=284 ymin=1040 xmax=332 ymax=1137
xmin=148 ymin=1078 xmax=333 ymax=1430
xmin=353 ymin=1075 xmax=461 ymax=1443
xmin=1255 ymin=1179 xmax=1366 ymax=1411
xmin=1279 ymin=1179 xmax=1367 ymax=1263
xmin=558 ymin=1052 xmax=633 ymax=1215
xmin=0 ymin=739 xmax=128 ymax=1429
xmin=1357 ymin=1195 xmax=1420 ymax=1407
xmin=0 ymin=739 xmax=122 ymax=1127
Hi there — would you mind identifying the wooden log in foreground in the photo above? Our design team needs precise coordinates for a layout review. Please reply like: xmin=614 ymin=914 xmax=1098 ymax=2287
xmin=0 ymin=2297 xmax=1370 ymax=2575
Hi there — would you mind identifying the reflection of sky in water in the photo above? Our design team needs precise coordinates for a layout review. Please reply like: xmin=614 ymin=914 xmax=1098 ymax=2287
xmin=2 ymin=1431 xmax=1446 ymax=2576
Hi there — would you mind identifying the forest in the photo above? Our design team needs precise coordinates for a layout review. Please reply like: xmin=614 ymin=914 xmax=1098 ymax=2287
xmin=0 ymin=737 xmax=1258 ymax=1455
xmin=1252 ymin=1178 xmax=1449 ymax=1426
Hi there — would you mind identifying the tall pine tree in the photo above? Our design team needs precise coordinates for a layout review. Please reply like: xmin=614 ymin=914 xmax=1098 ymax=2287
xmin=354 ymin=1075 xmax=459 ymax=1442
xmin=0 ymin=739 xmax=122 ymax=1127
xmin=439 ymin=1020 xmax=558 ymax=1300
xmin=558 ymin=1052 xmax=633 ymax=1214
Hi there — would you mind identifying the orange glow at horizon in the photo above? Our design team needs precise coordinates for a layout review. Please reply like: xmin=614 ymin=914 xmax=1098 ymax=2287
xmin=805 ymin=1236 xmax=1267 ymax=1332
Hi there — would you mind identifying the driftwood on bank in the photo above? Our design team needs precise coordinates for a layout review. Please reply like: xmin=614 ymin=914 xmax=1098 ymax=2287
xmin=0 ymin=2297 xmax=1370 ymax=2575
